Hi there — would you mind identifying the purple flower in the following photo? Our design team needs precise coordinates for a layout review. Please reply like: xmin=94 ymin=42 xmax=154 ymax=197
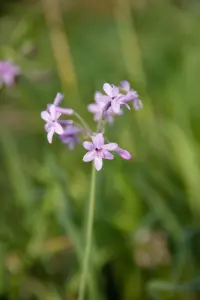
xmin=83 ymin=133 xmax=118 ymax=171
xmin=60 ymin=125 xmax=82 ymax=149
xmin=100 ymin=83 xmax=129 ymax=114
xmin=115 ymin=147 xmax=132 ymax=160
xmin=88 ymin=92 xmax=114 ymax=123
xmin=120 ymin=81 xmax=143 ymax=110
xmin=41 ymin=104 xmax=64 ymax=144
xmin=0 ymin=61 xmax=20 ymax=87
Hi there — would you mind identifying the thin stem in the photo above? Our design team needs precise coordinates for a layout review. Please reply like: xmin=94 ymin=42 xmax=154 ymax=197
xmin=78 ymin=163 xmax=96 ymax=300
xmin=96 ymin=114 xmax=103 ymax=133
xmin=74 ymin=112 xmax=91 ymax=134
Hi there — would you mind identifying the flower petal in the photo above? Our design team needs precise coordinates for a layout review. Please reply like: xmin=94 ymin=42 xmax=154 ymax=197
xmin=103 ymin=83 xmax=113 ymax=97
xmin=111 ymin=85 xmax=119 ymax=97
xmin=94 ymin=157 xmax=103 ymax=171
xmin=47 ymin=129 xmax=54 ymax=144
xmin=45 ymin=123 xmax=52 ymax=132
xmin=49 ymin=105 xmax=56 ymax=120
xmin=41 ymin=111 xmax=51 ymax=121
xmin=4 ymin=75 xmax=14 ymax=86
xmin=97 ymin=95 xmax=110 ymax=104
xmin=120 ymin=81 xmax=130 ymax=92
xmin=88 ymin=103 xmax=99 ymax=113
xmin=94 ymin=91 xmax=102 ymax=103
xmin=93 ymin=112 xmax=101 ymax=122
xmin=103 ymin=151 xmax=114 ymax=160
xmin=58 ymin=120 xmax=73 ymax=126
xmin=83 ymin=141 xmax=94 ymax=150
xmin=54 ymin=123 xmax=64 ymax=135
xmin=116 ymin=147 xmax=131 ymax=160
xmin=56 ymin=107 xmax=74 ymax=115
xmin=111 ymin=100 xmax=121 ymax=114
xmin=53 ymin=93 xmax=64 ymax=106
xmin=133 ymin=99 xmax=143 ymax=110
xmin=103 ymin=143 xmax=118 ymax=151
xmin=92 ymin=133 xmax=104 ymax=147
xmin=83 ymin=150 xmax=95 ymax=162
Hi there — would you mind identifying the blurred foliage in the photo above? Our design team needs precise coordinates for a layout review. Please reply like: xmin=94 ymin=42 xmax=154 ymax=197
xmin=1 ymin=0 xmax=200 ymax=299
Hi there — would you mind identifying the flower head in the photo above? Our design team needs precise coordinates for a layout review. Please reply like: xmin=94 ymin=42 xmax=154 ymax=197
xmin=100 ymin=83 xmax=129 ymax=114
xmin=120 ymin=81 xmax=143 ymax=110
xmin=88 ymin=92 xmax=114 ymax=123
xmin=60 ymin=125 xmax=82 ymax=149
xmin=41 ymin=104 xmax=64 ymax=143
xmin=83 ymin=133 xmax=118 ymax=171
xmin=0 ymin=61 xmax=20 ymax=87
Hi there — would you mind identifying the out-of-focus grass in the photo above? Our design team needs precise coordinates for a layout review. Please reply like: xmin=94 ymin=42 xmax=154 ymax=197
xmin=1 ymin=0 xmax=200 ymax=299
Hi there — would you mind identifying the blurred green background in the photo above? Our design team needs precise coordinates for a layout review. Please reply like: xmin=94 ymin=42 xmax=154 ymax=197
xmin=1 ymin=0 xmax=200 ymax=299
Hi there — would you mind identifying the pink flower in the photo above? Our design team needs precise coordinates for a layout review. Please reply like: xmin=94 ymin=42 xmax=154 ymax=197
xmin=100 ymin=83 xmax=129 ymax=114
xmin=83 ymin=133 xmax=118 ymax=171
xmin=0 ymin=61 xmax=20 ymax=87
xmin=60 ymin=125 xmax=82 ymax=149
xmin=88 ymin=92 xmax=114 ymax=123
xmin=41 ymin=105 xmax=64 ymax=144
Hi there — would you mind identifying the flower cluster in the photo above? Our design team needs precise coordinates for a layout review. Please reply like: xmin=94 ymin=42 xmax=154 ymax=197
xmin=0 ymin=60 xmax=20 ymax=87
xmin=41 ymin=81 xmax=142 ymax=171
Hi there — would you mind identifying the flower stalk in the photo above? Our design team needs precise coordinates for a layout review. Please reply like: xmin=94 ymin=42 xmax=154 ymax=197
xmin=78 ymin=162 xmax=96 ymax=300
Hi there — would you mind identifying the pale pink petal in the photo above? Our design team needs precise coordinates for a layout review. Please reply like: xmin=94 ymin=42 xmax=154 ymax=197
xmin=111 ymin=100 xmax=121 ymax=114
xmin=83 ymin=141 xmax=94 ymax=150
xmin=96 ymin=95 xmax=110 ymax=104
xmin=54 ymin=123 xmax=64 ymax=135
xmin=103 ymin=83 xmax=113 ymax=97
xmin=112 ymin=85 xmax=119 ymax=97
xmin=103 ymin=151 xmax=114 ymax=160
xmin=88 ymin=103 xmax=99 ymax=113
xmin=116 ymin=147 xmax=131 ymax=160
xmin=4 ymin=75 xmax=14 ymax=86
xmin=83 ymin=150 xmax=96 ymax=162
xmin=92 ymin=133 xmax=104 ymax=147
xmin=47 ymin=129 xmax=54 ymax=144
xmin=49 ymin=105 xmax=56 ymax=120
xmin=44 ymin=123 xmax=52 ymax=132
xmin=133 ymin=99 xmax=143 ymax=110
xmin=53 ymin=93 xmax=64 ymax=106
xmin=41 ymin=111 xmax=51 ymax=121
xmin=120 ymin=81 xmax=130 ymax=92
xmin=94 ymin=157 xmax=103 ymax=171
xmin=94 ymin=91 xmax=102 ymax=103
xmin=103 ymin=143 xmax=118 ymax=151
xmin=56 ymin=107 xmax=74 ymax=115
xmin=93 ymin=112 xmax=101 ymax=121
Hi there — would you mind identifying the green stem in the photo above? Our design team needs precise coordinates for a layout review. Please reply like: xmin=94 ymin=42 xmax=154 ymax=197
xmin=78 ymin=163 xmax=96 ymax=300
xmin=74 ymin=112 xmax=91 ymax=134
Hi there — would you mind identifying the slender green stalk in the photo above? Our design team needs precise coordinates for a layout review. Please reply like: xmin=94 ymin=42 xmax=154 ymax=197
xmin=78 ymin=163 xmax=96 ymax=300
xmin=74 ymin=112 xmax=91 ymax=134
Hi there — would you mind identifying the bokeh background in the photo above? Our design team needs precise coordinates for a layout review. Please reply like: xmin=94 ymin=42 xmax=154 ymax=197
xmin=1 ymin=0 xmax=200 ymax=299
